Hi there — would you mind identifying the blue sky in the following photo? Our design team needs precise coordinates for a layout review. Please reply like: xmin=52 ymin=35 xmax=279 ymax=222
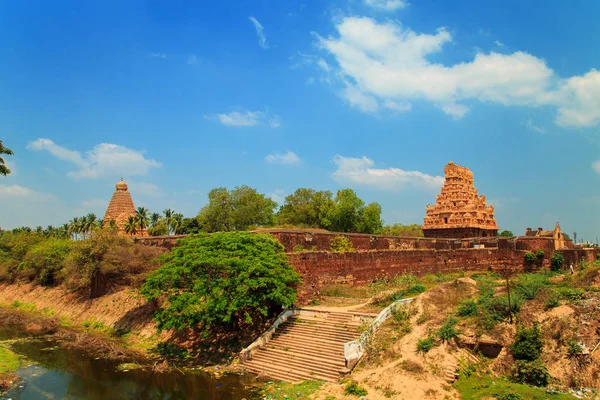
xmin=1 ymin=0 xmax=599 ymax=242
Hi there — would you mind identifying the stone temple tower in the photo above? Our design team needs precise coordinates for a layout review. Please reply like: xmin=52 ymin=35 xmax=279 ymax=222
xmin=104 ymin=178 xmax=136 ymax=233
xmin=422 ymin=162 xmax=499 ymax=239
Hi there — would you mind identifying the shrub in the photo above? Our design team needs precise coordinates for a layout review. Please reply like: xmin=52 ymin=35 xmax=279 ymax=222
xmin=510 ymin=359 xmax=550 ymax=387
xmin=344 ymin=380 xmax=368 ymax=396
xmin=524 ymin=252 xmax=536 ymax=264
xmin=457 ymin=299 xmax=478 ymax=317
xmin=536 ymin=250 xmax=545 ymax=259
xmin=566 ymin=340 xmax=583 ymax=358
xmin=330 ymin=235 xmax=354 ymax=252
xmin=495 ymin=393 xmax=523 ymax=400
xmin=515 ymin=273 xmax=549 ymax=300
xmin=550 ymin=252 xmax=564 ymax=272
xmin=510 ymin=325 xmax=544 ymax=361
xmin=485 ymin=293 xmax=524 ymax=320
xmin=544 ymin=292 xmax=560 ymax=309
xmin=405 ymin=284 xmax=426 ymax=296
xmin=142 ymin=232 xmax=301 ymax=331
xmin=555 ymin=287 xmax=585 ymax=301
xmin=20 ymin=238 xmax=72 ymax=286
xmin=292 ymin=244 xmax=305 ymax=252
xmin=150 ymin=342 xmax=189 ymax=359
xmin=416 ymin=337 xmax=434 ymax=354
xmin=438 ymin=316 xmax=460 ymax=343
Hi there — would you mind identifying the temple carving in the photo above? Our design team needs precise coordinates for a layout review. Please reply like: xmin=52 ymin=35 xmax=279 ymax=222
xmin=104 ymin=178 xmax=137 ymax=234
xmin=423 ymin=162 xmax=499 ymax=239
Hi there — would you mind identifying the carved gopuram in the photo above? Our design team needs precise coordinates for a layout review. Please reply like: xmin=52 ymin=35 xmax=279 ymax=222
xmin=423 ymin=162 xmax=499 ymax=239
xmin=104 ymin=178 xmax=137 ymax=234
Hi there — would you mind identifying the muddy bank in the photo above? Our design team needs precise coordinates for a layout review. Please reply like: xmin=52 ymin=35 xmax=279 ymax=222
xmin=0 ymin=283 xmax=158 ymax=338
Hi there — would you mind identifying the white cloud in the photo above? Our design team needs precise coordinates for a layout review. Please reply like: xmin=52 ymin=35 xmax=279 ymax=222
xmin=316 ymin=17 xmax=600 ymax=127
xmin=269 ymin=115 xmax=282 ymax=128
xmin=555 ymin=70 xmax=600 ymax=128
xmin=128 ymin=182 xmax=163 ymax=197
xmin=331 ymin=155 xmax=443 ymax=190
xmin=384 ymin=100 xmax=412 ymax=112
xmin=210 ymin=110 xmax=281 ymax=128
xmin=27 ymin=138 xmax=161 ymax=179
xmin=593 ymin=160 xmax=600 ymax=174
xmin=364 ymin=0 xmax=408 ymax=11
xmin=265 ymin=151 xmax=301 ymax=165
xmin=0 ymin=184 xmax=35 ymax=198
xmin=495 ymin=40 xmax=505 ymax=48
xmin=524 ymin=119 xmax=546 ymax=133
xmin=149 ymin=52 xmax=167 ymax=59
xmin=249 ymin=16 xmax=268 ymax=49
xmin=81 ymin=198 xmax=108 ymax=210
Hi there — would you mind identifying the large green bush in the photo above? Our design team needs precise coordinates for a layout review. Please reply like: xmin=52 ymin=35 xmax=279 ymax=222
xmin=141 ymin=232 xmax=301 ymax=331
xmin=20 ymin=238 xmax=72 ymax=285
xmin=510 ymin=325 xmax=544 ymax=361
xmin=510 ymin=359 xmax=550 ymax=387
xmin=550 ymin=252 xmax=564 ymax=272
xmin=329 ymin=235 xmax=355 ymax=252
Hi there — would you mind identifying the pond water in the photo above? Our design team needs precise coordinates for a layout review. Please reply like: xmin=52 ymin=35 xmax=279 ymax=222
xmin=0 ymin=327 xmax=259 ymax=400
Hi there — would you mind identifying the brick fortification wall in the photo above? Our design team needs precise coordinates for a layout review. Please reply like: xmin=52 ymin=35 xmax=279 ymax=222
xmin=135 ymin=230 xmax=596 ymax=304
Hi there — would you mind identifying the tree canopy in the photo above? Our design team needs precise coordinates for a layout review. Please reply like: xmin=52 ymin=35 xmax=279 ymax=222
xmin=321 ymin=189 xmax=383 ymax=234
xmin=377 ymin=223 xmax=424 ymax=237
xmin=499 ymin=230 xmax=514 ymax=237
xmin=198 ymin=186 xmax=277 ymax=232
xmin=141 ymin=232 xmax=300 ymax=331
xmin=0 ymin=140 xmax=14 ymax=176
xmin=277 ymin=188 xmax=334 ymax=228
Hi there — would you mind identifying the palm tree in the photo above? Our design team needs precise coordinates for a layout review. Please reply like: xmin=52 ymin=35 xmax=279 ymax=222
xmin=125 ymin=216 xmax=137 ymax=236
xmin=108 ymin=219 xmax=117 ymax=232
xmin=171 ymin=213 xmax=184 ymax=235
xmin=163 ymin=208 xmax=174 ymax=235
xmin=97 ymin=219 xmax=105 ymax=229
xmin=84 ymin=213 xmax=97 ymax=238
xmin=135 ymin=207 xmax=149 ymax=234
xmin=149 ymin=213 xmax=161 ymax=228
xmin=0 ymin=140 xmax=14 ymax=177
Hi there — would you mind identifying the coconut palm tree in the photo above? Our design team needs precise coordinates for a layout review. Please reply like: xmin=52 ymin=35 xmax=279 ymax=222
xmin=149 ymin=213 xmax=161 ymax=228
xmin=171 ymin=213 xmax=184 ymax=235
xmin=135 ymin=207 xmax=149 ymax=234
xmin=97 ymin=219 xmax=105 ymax=229
xmin=108 ymin=219 xmax=117 ymax=232
xmin=163 ymin=208 xmax=174 ymax=235
xmin=0 ymin=140 xmax=14 ymax=177
xmin=84 ymin=213 xmax=97 ymax=238
xmin=125 ymin=216 xmax=137 ymax=236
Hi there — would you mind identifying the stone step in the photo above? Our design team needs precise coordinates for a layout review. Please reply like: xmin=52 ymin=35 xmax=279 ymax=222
xmin=265 ymin=341 xmax=345 ymax=361
xmin=255 ymin=347 xmax=346 ymax=369
xmin=278 ymin=326 xmax=358 ymax=341
xmin=280 ymin=322 xmax=359 ymax=336
xmin=251 ymin=350 xmax=344 ymax=375
xmin=265 ymin=337 xmax=344 ymax=357
xmin=244 ymin=359 xmax=339 ymax=382
xmin=272 ymin=331 xmax=351 ymax=346
xmin=292 ymin=318 xmax=362 ymax=329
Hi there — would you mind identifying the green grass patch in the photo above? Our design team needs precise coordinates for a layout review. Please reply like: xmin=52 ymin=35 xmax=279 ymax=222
xmin=0 ymin=346 xmax=19 ymax=374
xmin=261 ymin=380 xmax=324 ymax=399
xmin=455 ymin=374 xmax=575 ymax=399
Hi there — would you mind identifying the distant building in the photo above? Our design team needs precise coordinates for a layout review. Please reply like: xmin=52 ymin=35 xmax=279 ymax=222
xmin=423 ymin=162 xmax=499 ymax=239
xmin=524 ymin=222 xmax=568 ymax=250
xmin=103 ymin=178 xmax=139 ymax=235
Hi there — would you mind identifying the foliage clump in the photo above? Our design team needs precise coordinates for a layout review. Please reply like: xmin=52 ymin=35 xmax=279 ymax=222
xmin=457 ymin=299 xmax=478 ymax=317
xmin=141 ymin=232 xmax=301 ymax=332
xmin=437 ymin=316 xmax=460 ymax=343
xmin=510 ymin=359 xmax=550 ymax=387
xmin=344 ymin=380 xmax=368 ymax=396
xmin=550 ymin=252 xmax=564 ymax=272
xmin=330 ymin=235 xmax=355 ymax=252
xmin=416 ymin=337 xmax=434 ymax=354
xmin=515 ymin=273 xmax=549 ymax=300
xmin=510 ymin=324 xmax=544 ymax=362
xmin=524 ymin=252 xmax=536 ymax=264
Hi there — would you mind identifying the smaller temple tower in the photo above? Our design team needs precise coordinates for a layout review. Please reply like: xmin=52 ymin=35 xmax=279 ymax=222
xmin=104 ymin=178 xmax=136 ymax=233
xmin=423 ymin=162 xmax=499 ymax=239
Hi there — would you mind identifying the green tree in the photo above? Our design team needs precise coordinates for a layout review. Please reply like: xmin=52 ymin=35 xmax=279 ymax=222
xmin=550 ymin=252 xmax=564 ymax=272
xmin=276 ymin=188 xmax=334 ymax=228
xmin=321 ymin=189 xmax=383 ymax=233
xmin=499 ymin=230 xmax=514 ymax=237
xmin=0 ymin=140 xmax=14 ymax=176
xmin=135 ymin=207 xmax=149 ymax=233
xmin=171 ymin=213 xmax=184 ymax=234
xmin=124 ymin=216 xmax=137 ymax=236
xmin=198 ymin=186 xmax=277 ymax=232
xmin=163 ymin=208 xmax=174 ymax=235
xmin=141 ymin=232 xmax=301 ymax=331
xmin=377 ymin=223 xmax=424 ymax=237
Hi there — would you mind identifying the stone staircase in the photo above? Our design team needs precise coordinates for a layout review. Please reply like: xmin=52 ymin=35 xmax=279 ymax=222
xmin=445 ymin=347 xmax=482 ymax=383
xmin=242 ymin=311 xmax=363 ymax=383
